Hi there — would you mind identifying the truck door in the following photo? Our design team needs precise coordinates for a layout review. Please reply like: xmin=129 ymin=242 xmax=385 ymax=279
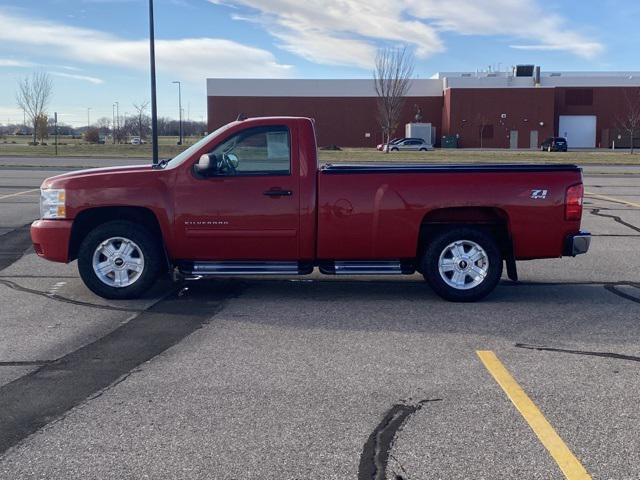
xmin=173 ymin=124 xmax=300 ymax=260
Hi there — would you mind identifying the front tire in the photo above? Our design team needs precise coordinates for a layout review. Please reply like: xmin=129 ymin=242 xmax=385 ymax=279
xmin=78 ymin=220 xmax=163 ymax=299
xmin=422 ymin=227 xmax=503 ymax=302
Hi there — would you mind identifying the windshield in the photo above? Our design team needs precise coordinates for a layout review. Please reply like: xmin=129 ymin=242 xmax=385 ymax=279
xmin=162 ymin=122 xmax=237 ymax=169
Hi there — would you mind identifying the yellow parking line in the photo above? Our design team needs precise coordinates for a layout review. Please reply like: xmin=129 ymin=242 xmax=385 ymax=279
xmin=477 ymin=351 xmax=591 ymax=480
xmin=585 ymin=191 xmax=640 ymax=208
xmin=0 ymin=188 xmax=40 ymax=201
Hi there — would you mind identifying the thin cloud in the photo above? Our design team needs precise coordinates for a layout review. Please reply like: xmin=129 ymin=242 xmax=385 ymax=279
xmin=49 ymin=71 xmax=104 ymax=84
xmin=406 ymin=0 xmax=604 ymax=59
xmin=213 ymin=0 xmax=604 ymax=67
xmin=0 ymin=9 xmax=292 ymax=81
xmin=0 ymin=58 xmax=86 ymax=70
xmin=219 ymin=0 xmax=443 ymax=68
xmin=0 ymin=58 xmax=36 ymax=67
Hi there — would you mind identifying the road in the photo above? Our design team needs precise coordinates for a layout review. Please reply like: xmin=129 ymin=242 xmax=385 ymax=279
xmin=0 ymin=157 xmax=638 ymax=479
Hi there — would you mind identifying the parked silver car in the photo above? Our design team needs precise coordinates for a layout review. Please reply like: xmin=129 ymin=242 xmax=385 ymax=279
xmin=384 ymin=138 xmax=431 ymax=152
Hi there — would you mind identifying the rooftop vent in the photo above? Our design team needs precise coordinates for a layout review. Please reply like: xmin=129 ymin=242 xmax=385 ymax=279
xmin=515 ymin=65 xmax=535 ymax=77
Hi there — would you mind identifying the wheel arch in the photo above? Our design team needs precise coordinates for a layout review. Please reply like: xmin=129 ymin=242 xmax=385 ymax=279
xmin=69 ymin=206 xmax=168 ymax=266
xmin=416 ymin=207 xmax=516 ymax=279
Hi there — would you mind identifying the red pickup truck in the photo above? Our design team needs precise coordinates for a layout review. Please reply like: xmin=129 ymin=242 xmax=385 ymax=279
xmin=31 ymin=116 xmax=590 ymax=302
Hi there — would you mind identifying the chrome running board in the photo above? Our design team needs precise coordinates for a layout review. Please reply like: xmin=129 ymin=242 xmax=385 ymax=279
xmin=320 ymin=261 xmax=409 ymax=275
xmin=179 ymin=261 xmax=312 ymax=276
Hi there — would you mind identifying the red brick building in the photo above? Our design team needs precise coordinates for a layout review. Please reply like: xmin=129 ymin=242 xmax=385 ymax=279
xmin=207 ymin=70 xmax=640 ymax=149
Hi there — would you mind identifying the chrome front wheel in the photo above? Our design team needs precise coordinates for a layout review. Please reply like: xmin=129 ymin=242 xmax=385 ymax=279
xmin=91 ymin=236 xmax=145 ymax=288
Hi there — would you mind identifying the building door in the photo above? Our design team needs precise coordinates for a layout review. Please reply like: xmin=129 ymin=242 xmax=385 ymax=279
xmin=558 ymin=115 xmax=596 ymax=148
xmin=530 ymin=130 xmax=539 ymax=149
xmin=510 ymin=130 xmax=518 ymax=149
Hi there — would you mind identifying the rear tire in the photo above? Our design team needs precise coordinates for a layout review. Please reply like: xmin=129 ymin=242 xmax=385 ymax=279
xmin=77 ymin=220 xmax=163 ymax=299
xmin=421 ymin=227 xmax=503 ymax=302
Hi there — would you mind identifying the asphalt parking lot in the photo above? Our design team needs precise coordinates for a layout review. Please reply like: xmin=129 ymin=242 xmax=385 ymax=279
xmin=0 ymin=157 xmax=639 ymax=479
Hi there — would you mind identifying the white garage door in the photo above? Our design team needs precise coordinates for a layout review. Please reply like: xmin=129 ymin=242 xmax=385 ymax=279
xmin=558 ymin=115 xmax=596 ymax=148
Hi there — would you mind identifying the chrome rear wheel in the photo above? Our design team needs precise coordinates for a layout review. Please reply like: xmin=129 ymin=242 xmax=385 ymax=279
xmin=438 ymin=240 xmax=489 ymax=290
xmin=422 ymin=227 xmax=503 ymax=302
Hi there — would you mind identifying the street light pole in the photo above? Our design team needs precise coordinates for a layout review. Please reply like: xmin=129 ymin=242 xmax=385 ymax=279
xmin=54 ymin=112 xmax=58 ymax=156
xmin=172 ymin=81 xmax=182 ymax=145
xmin=115 ymin=102 xmax=120 ymax=144
xmin=148 ymin=0 xmax=159 ymax=166
xmin=112 ymin=103 xmax=116 ymax=144
xmin=87 ymin=107 xmax=91 ymax=131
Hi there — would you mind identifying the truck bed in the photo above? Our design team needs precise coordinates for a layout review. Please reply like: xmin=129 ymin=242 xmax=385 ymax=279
xmin=317 ymin=163 xmax=583 ymax=260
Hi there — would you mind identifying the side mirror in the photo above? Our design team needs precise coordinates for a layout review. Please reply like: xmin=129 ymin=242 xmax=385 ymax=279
xmin=194 ymin=154 xmax=216 ymax=176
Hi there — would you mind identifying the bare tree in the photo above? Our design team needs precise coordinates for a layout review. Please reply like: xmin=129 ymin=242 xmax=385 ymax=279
xmin=16 ymin=72 xmax=53 ymax=145
xmin=616 ymin=89 xmax=640 ymax=154
xmin=132 ymin=100 xmax=150 ymax=139
xmin=84 ymin=127 xmax=100 ymax=144
xmin=35 ymin=114 xmax=48 ymax=143
xmin=373 ymin=47 xmax=414 ymax=152
xmin=95 ymin=117 xmax=112 ymax=134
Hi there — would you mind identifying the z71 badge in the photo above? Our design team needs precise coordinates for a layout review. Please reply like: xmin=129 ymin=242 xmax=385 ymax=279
xmin=530 ymin=189 xmax=548 ymax=199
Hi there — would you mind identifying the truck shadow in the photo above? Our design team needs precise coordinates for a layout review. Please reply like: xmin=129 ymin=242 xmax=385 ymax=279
xmin=175 ymin=277 xmax=638 ymax=339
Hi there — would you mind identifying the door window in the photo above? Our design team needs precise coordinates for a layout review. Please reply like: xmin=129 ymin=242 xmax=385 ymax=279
xmin=210 ymin=125 xmax=290 ymax=176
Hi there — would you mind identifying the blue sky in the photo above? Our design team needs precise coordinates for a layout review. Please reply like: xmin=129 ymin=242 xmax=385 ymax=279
xmin=0 ymin=0 xmax=638 ymax=127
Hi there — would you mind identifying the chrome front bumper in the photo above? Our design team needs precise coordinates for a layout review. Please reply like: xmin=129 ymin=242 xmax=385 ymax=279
xmin=564 ymin=232 xmax=591 ymax=256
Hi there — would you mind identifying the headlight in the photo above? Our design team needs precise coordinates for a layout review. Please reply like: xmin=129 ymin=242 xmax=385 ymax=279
xmin=40 ymin=189 xmax=66 ymax=219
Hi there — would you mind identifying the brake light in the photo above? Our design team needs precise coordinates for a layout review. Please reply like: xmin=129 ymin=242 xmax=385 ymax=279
xmin=565 ymin=183 xmax=584 ymax=221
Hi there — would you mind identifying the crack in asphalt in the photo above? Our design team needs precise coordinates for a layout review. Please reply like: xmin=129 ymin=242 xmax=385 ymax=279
xmin=0 ymin=278 xmax=145 ymax=313
xmin=590 ymin=185 xmax=640 ymax=188
xmin=0 ymin=361 xmax=54 ymax=366
xmin=358 ymin=399 xmax=441 ymax=480
xmin=0 ymin=281 xmax=244 ymax=455
xmin=502 ymin=280 xmax=630 ymax=286
xmin=591 ymin=234 xmax=640 ymax=237
xmin=0 ymin=275 xmax=78 ymax=278
xmin=589 ymin=208 xmax=640 ymax=233
xmin=604 ymin=283 xmax=640 ymax=304
xmin=516 ymin=343 xmax=640 ymax=363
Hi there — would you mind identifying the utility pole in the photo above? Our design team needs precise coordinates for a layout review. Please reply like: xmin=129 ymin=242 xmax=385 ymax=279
xmin=115 ymin=101 xmax=120 ymax=144
xmin=87 ymin=107 xmax=91 ymax=131
xmin=172 ymin=80 xmax=182 ymax=145
xmin=54 ymin=112 xmax=58 ymax=156
xmin=112 ymin=103 xmax=116 ymax=144
xmin=149 ymin=0 xmax=159 ymax=166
